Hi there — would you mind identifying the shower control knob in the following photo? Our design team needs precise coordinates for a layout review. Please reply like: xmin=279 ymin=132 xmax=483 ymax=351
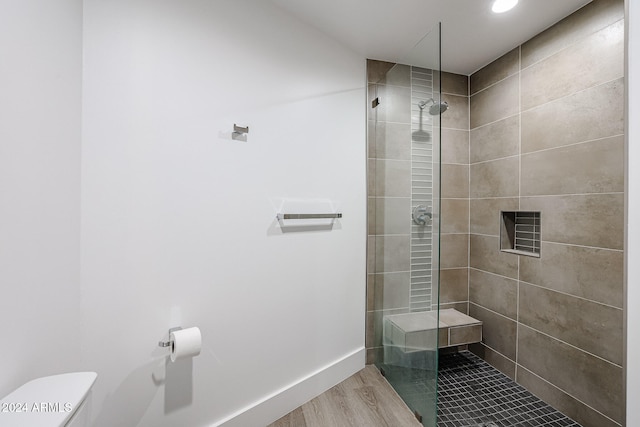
xmin=412 ymin=205 xmax=432 ymax=226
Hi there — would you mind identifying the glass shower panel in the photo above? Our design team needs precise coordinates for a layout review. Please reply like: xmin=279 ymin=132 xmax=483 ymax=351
xmin=369 ymin=23 xmax=441 ymax=427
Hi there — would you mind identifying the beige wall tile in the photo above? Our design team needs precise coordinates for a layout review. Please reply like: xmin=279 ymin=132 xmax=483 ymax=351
xmin=367 ymin=59 xmax=395 ymax=84
xmin=469 ymin=268 xmax=517 ymax=320
xmin=470 ymin=115 xmax=520 ymax=164
xmin=367 ymin=60 xmax=410 ymax=87
xmin=366 ymin=308 xmax=409 ymax=348
xmin=370 ymin=272 xmax=411 ymax=311
xmin=521 ymin=0 xmax=624 ymax=69
xmin=470 ymin=74 xmax=519 ymax=129
xmin=368 ymin=83 xmax=379 ymax=120
xmin=521 ymin=20 xmax=624 ymax=111
xmin=463 ymin=4 xmax=626 ymax=421
xmin=367 ymin=235 xmax=376 ymax=274
xmin=470 ymin=47 xmax=520 ymax=95
xmin=519 ymin=283 xmax=623 ymax=365
xmin=516 ymin=366 xmax=622 ymax=427
xmin=441 ymin=199 xmax=469 ymax=234
xmin=469 ymin=342 xmax=516 ymax=380
xmin=519 ymin=242 xmax=623 ymax=308
xmin=367 ymin=120 xmax=375 ymax=158
xmin=521 ymin=78 xmax=624 ymax=153
xmin=367 ymin=197 xmax=376 ymax=235
xmin=441 ymin=129 xmax=469 ymax=164
xmin=520 ymin=193 xmax=624 ymax=250
xmin=371 ymin=197 xmax=411 ymax=235
xmin=373 ymin=122 xmax=411 ymax=160
xmin=374 ymin=235 xmax=410 ymax=273
xmin=441 ymin=94 xmax=469 ymax=131
xmin=366 ymin=274 xmax=375 ymax=311
xmin=373 ymin=84 xmax=411 ymax=124
xmin=470 ymin=197 xmax=519 ymax=236
xmin=521 ymin=136 xmax=624 ymax=196
xmin=366 ymin=347 xmax=384 ymax=365
xmin=469 ymin=303 xmax=517 ymax=360
xmin=384 ymin=63 xmax=411 ymax=87
xmin=367 ymin=159 xmax=376 ymax=196
xmin=365 ymin=310 xmax=374 ymax=348
xmin=440 ymin=72 xmax=469 ymax=96
xmin=440 ymin=268 xmax=469 ymax=303
xmin=469 ymin=157 xmax=519 ymax=198
xmin=517 ymin=325 xmax=623 ymax=423
xmin=440 ymin=234 xmax=469 ymax=269
xmin=373 ymin=159 xmax=411 ymax=197
xmin=469 ymin=234 xmax=518 ymax=279
xmin=441 ymin=164 xmax=469 ymax=199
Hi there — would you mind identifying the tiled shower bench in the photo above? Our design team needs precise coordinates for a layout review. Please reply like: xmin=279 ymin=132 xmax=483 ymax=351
xmin=382 ymin=309 xmax=482 ymax=368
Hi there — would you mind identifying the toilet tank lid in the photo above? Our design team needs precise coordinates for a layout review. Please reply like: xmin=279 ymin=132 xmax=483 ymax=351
xmin=0 ymin=372 xmax=97 ymax=427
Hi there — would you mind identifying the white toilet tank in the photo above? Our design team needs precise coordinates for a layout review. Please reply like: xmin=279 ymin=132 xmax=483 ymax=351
xmin=0 ymin=372 xmax=97 ymax=427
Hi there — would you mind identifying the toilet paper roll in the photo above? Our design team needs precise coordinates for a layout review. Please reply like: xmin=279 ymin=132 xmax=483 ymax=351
xmin=170 ymin=327 xmax=202 ymax=362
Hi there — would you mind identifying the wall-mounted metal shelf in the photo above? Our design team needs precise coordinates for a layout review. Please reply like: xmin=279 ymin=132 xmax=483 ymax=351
xmin=276 ymin=213 xmax=342 ymax=220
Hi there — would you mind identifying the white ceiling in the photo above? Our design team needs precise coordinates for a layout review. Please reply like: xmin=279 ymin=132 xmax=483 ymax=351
xmin=270 ymin=0 xmax=593 ymax=75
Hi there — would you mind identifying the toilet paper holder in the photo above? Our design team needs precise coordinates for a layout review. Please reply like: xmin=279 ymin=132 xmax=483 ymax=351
xmin=158 ymin=327 xmax=182 ymax=348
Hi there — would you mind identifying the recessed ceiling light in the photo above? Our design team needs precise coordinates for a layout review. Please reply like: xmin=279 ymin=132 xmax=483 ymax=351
xmin=492 ymin=0 xmax=518 ymax=13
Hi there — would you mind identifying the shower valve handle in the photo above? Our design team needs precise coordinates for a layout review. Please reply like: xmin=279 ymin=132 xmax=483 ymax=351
xmin=412 ymin=205 xmax=432 ymax=226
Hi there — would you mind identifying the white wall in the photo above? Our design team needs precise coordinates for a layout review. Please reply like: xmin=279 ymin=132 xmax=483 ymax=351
xmin=80 ymin=1 xmax=366 ymax=426
xmin=627 ymin=0 xmax=640 ymax=424
xmin=0 ymin=0 xmax=83 ymax=396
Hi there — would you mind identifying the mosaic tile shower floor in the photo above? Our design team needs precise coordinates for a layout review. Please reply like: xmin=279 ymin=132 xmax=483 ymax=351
xmin=436 ymin=351 xmax=582 ymax=427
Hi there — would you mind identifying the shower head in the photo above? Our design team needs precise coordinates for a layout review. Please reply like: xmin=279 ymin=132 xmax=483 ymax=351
xmin=418 ymin=98 xmax=449 ymax=115
xmin=429 ymin=100 xmax=448 ymax=115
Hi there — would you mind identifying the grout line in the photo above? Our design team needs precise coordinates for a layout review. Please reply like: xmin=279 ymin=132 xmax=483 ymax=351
xmin=440 ymin=126 xmax=469 ymax=132
xmin=470 ymin=153 xmax=520 ymax=166
xmin=469 ymin=301 xmax=517 ymax=323
xmin=369 ymin=196 xmax=414 ymax=200
xmin=520 ymin=133 xmax=624 ymax=157
xmin=469 ymin=71 xmax=518 ymax=97
xmin=440 ymin=299 xmax=471 ymax=305
xmin=469 ymin=267 xmax=517 ymax=283
xmin=518 ymin=280 xmax=623 ymax=310
xmin=440 ymin=92 xmax=467 ymax=99
xmin=469 ymin=232 xmax=499 ymax=238
xmin=467 ymin=18 xmax=623 ymax=99
xmin=540 ymin=240 xmax=624 ymax=253
xmin=469 ymin=112 xmax=520 ymax=132
xmin=515 ymin=365 xmax=623 ymax=426
xmin=467 ymin=72 xmax=471 ymax=317
xmin=473 ymin=341 xmax=517 ymax=365
xmin=372 ymin=270 xmax=412 ymax=274
xmin=518 ymin=323 xmax=623 ymax=368
xmin=468 ymin=196 xmax=520 ymax=200
xmin=516 ymin=44 xmax=522 ymax=366
xmin=441 ymin=161 xmax=468 ymax=166
xmin=519 ymin=76 xmax=624 ymax=115
xmin=520 ymin=191 xmax=624 ymax=198
xmin=370 ymin=158 xmax=412 ymax=163
xmin=440 ymin=267 xmax=468 ymax=271
xmin=519 ymin=17 xmax=625 ymax=73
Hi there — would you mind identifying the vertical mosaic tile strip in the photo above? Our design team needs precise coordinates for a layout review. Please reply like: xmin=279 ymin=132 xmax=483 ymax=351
xmin=410 ymin=66 xmax=434 ymax=312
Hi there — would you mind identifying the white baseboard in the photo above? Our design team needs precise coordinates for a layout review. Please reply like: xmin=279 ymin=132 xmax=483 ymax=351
xmin=213 ymin=347 xmax=366 ymax=427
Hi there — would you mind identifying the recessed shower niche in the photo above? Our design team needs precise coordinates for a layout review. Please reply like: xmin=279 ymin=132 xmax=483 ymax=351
xmin=500 ymin=211 xmax=541 ymax=257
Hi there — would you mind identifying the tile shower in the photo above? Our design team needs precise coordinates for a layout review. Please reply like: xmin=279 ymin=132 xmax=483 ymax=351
xmin=366 ymin=1 xmax=625 ymax=427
